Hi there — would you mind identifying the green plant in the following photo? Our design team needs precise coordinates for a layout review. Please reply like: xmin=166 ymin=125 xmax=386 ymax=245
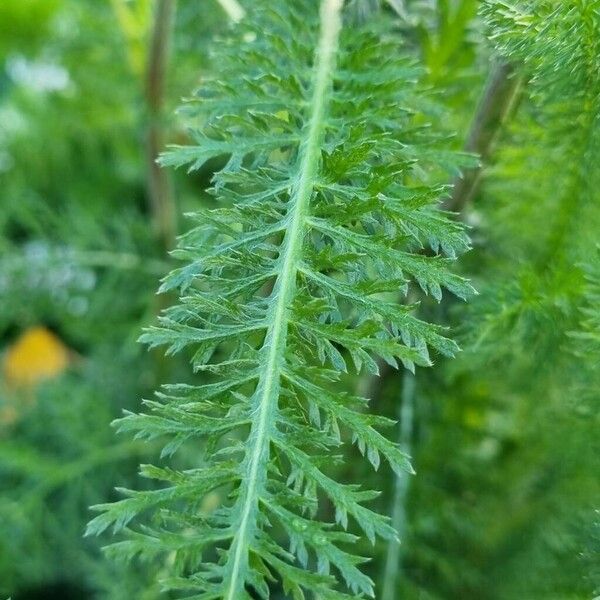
xmin=5 ymin=0 xmax=597 ymax=598
xmin=87 ymin=1 xmax=473 ymax=597
xmin=386 ymin=2 xmax=600 ymax=597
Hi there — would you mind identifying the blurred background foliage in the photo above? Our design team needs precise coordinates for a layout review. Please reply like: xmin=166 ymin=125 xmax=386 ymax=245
xmin=0 ymin=1 xmax=597 ymax=599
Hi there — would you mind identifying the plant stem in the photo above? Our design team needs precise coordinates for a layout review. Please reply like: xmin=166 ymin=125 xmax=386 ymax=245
xmin=224 ymin=2 xmax=344 ymax=596
xmin=366 ymin=62 xmax=523 ymax=402
xmin=363 ymin=63 xmax=523 ymax=404
xmin=146 ymin=0 xmax=177 ymax=252
xmin=381 ymin=372 xmax=416 ymax=600
xmin=445 ymin=61 xmax=523 ymax=213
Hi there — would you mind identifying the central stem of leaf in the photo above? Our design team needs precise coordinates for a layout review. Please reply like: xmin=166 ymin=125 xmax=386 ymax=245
xmin=225 ymin=1 xmax=344 ymax=596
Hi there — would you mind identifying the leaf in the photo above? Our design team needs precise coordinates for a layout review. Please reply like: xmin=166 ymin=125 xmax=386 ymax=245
xmin=89 ymin=1 xmax=472 ymax=597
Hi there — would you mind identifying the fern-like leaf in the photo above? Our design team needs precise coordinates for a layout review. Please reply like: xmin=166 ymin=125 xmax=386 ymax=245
xmin=87 ymin=1 xmax=472 ymax=597
xmin=482 ymin=0 xmax=600 ymax=259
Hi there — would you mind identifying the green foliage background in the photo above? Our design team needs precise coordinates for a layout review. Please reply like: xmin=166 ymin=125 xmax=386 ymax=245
xmin=0 ymin=1 xmax=597 ymax=599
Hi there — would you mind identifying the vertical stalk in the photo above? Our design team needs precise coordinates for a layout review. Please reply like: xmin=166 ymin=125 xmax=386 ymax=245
xmin=446 ymin=62 xmax=523 ymax=213
xmin=146 ymin=0 xmax=177 ymax=251
xmin=363 ymin=63 xmax=523 ymax=406
xmin=381 ymin=372 xmax=416 ymax=600
xmin=367 ymin=62 xmax=523 ymax=403
xmin=223 ymin=2 xmax=344 ymax=596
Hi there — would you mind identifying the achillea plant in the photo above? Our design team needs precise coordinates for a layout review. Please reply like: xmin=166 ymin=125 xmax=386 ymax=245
xmin=87 ymin=1 xmax=472 ymax=597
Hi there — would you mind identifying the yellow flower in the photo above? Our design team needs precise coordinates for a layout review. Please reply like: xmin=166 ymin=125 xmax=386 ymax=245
xmin=3 ymin=326 xmax=70 ymax=388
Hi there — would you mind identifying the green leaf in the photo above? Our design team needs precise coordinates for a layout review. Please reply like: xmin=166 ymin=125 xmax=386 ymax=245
xmin=89 ymin=1 xmax=471 ymax=596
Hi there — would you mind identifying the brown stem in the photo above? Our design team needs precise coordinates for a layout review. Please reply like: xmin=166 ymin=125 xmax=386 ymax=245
xmin=365 ymin=61 xmax=523 ymax=407
xmin=146 ymin=0 xmax=177 ymax=252
xmin=445 ymin=62 xmax=523 ymax=214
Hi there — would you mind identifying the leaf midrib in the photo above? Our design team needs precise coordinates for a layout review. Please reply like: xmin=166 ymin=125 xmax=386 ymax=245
xmin=225 ymin=1 xmax=344 ymax=596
